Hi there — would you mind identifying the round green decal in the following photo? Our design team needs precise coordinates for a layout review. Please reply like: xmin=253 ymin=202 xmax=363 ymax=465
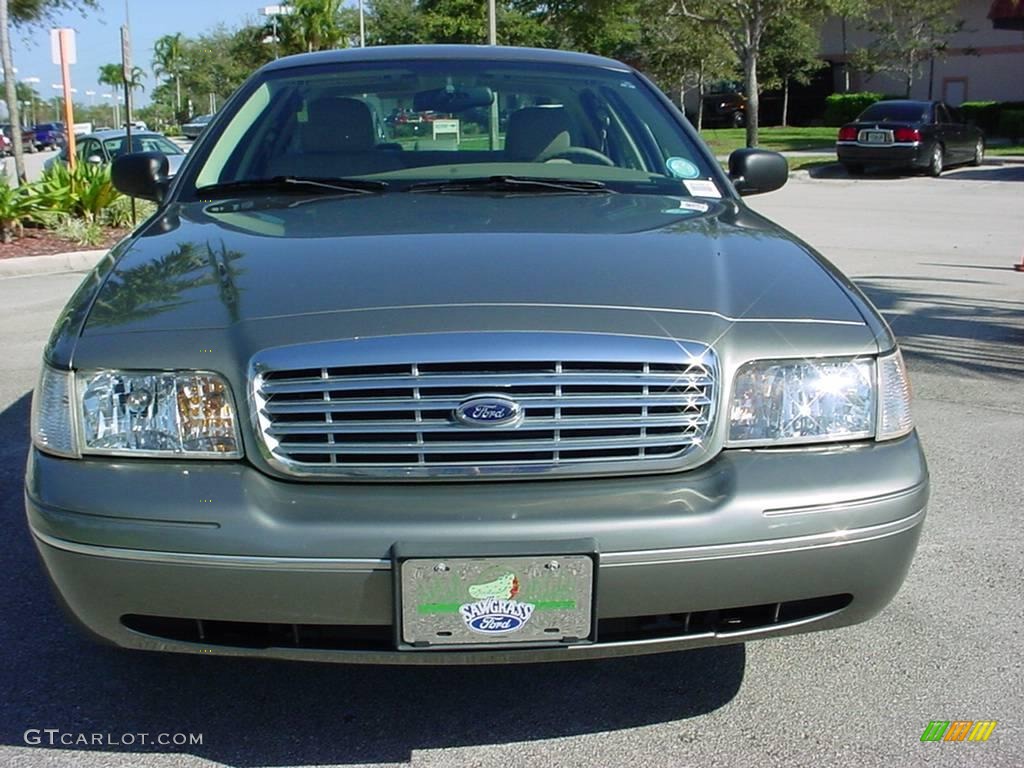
xmin=666 ymin=157 xmax=701 ymax=179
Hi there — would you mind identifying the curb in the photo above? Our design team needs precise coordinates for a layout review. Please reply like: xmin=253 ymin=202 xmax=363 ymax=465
xmin=0 ymin=249 xmax=106 ymax=278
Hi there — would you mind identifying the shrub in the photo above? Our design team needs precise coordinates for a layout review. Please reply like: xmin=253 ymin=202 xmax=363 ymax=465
xmin=0 ymin=180 xmax=37 ymax=243
xmin=52 ymin=214 xmax=105 ymax=247
xmin=36 ymin=161 xmax=122 ymax=221
xmin=824 ymin=92 xmax=884 ymax=126
xmin=998 ymin=110 xmax=1024 ymax=141
xmin=961 ymin=101 xmax=1024 ymax=136
xmin=100 ymin=195 xmax=157 ymax=228
xmin=960 ymin=101 xmax=1000 ymax=134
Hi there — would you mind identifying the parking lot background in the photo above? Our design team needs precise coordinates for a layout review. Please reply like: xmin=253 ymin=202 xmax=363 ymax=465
xmin=0 ymin=164 xmax=1021 ymax=767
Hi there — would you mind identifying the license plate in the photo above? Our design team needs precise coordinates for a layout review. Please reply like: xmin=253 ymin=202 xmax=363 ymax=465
xmin=399 ymin=554 xmax=595 ymax=647
xmin=866 ymin=131 xmax=890 ymax=144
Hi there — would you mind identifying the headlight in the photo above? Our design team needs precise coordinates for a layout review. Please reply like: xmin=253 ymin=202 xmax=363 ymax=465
xmin=728 ymin=357 xmax=875 ymax=446
xmin=77 ymin=370 xmax=242 ymax=458
xmin=31 ymin=365 xmax=79 ymax=458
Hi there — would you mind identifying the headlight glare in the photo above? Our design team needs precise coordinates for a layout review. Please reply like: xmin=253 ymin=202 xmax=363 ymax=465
xmin=729 ymin=358 xmax=875 ymax=446
xmin=31 ymin=365 xmax=79 ymax=458
xmin=877 ymin=349 xmax=913 ymax=440
xmin=78 ymin=370 xmax=241 ymax=458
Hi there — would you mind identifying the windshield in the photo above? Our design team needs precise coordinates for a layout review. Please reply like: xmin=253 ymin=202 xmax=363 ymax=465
xmin=185 ymin=59 xmax=718 ymax=198
xmin=858 ymin=102 xmax=930 ymax=123
xmin=103 ymin=134 xmax=183 ymax=157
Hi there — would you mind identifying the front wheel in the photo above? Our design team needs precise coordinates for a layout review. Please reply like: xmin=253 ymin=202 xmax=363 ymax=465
xmin=971 ymin=139 xmax=984 ymax=166
xmin=928 ymin=144 xmax=944 ymax=177
xmin=731 ymin=111 xmax=745 ymax=128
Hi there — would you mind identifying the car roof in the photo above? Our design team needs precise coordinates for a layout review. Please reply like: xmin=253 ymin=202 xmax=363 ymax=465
xmin=260 ymin=44 xmax=631 ymax=74
xmin=85 ymin=129 xmax=167 ymax=140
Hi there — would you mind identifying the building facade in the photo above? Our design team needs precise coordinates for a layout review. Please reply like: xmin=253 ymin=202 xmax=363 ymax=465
xmin=820 ymin=0 xmax=1024 ymax=104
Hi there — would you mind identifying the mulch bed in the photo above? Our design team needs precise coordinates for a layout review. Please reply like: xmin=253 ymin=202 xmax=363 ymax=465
xmin=0 ymin=227 xmax=130 ymax=260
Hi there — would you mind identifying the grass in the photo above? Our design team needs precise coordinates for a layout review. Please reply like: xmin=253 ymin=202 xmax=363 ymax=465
xmin=699 ymin=126 xmax=837 ymax=155
xmin=987 ymin=144 xmax=1024 ymax=156
xmin=786 ymin=157 xmax=836 ymax=172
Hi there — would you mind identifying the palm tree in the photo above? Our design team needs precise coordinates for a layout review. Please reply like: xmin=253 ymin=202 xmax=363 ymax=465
xmin=98 ymin=62 xmax=146 ymax=93
xmin=98 ymin=63 xmax=145 ymax=128
xmin=152 ymin=33 xmax=185 ymax=117
xmin=281 ymin=0 xmax=347 ymax=53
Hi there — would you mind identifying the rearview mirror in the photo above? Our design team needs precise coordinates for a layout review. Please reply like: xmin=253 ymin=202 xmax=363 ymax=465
xmin=728 ymin=148 xmax=788 ymax=196
xmin=86 ymin=154 xmax=103 ymax=165
xmin=413 ymin=86 xmax=494 ymax=113
xmin=111 ymin=151 xmax=170 ymax=202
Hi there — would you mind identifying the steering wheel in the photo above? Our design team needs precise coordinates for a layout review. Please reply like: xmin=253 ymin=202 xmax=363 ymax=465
xmin=537 ymin=146 xmax=615 ymax=166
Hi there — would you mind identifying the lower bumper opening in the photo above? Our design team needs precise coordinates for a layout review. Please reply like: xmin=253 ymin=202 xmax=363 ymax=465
xmin=121 ymin=594 xmax=852 ymax=652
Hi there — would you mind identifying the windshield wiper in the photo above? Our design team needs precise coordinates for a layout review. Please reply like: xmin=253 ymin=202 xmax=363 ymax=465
xmin=406 ymin=176 xmax=610 ymax=195
xmin=196 ymin=176 xmax=388 ymax=199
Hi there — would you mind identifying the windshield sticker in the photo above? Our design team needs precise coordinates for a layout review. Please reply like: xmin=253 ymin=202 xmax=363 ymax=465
xmin=666 ymin=157 xmax=701 ymax=179
xmin=683 ymin=179 xmax=722 ymax=198
xmin=662 ymin=200 xmax=710 ymax=215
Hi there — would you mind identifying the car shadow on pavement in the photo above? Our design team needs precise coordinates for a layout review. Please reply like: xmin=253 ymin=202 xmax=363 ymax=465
xmin=0 ymin=392 xmax=745 ymax=767
xmin=938 ymin=164 xmax=1024 ymax=182
xmin=855 ymin=277 xmax=1024 ymax=378
xmin=806 ymin=161 xmax=1022 ymax=182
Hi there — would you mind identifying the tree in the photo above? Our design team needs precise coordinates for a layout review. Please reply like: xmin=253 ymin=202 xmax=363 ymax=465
xmin=850 ymin=0 xmax=963 ymax=97
xmin=98 ymin=62 xmax=144 ymax=127
xmin=760 ymin=15 xmax=824 ymax=126
xmin=669 ymin=0 xmax=826 ymax=147
xmin=367 ymin=0 xmax=424 ymax=45
xmin=153 ymin=33 xmax=186 ymax=119
xmin=279 ymin=0 xmax=354 ymax=53
xmin=637 ymin=0 xmax=737 ymax=130
xmin=1 ymin=0 xmax=96 ymax=181
xmin=98 ymin=63 xmax=145 ymax=93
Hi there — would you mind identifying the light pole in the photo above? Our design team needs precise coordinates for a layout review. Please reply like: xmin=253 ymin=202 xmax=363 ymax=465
xmin=487 ymin=0 xmax=498 ymax=149
xmin=85 ymin=89 xmax=95 ymax=105
xmin=22 ymin=76 xmax=40 ymax=126
xmin=50 ymin=83 xmax=62 ymax=121
xmin=102 ymin=92 xmax=118 ymax=127
xmin=359 ymin=0 xmax=365 ymax=47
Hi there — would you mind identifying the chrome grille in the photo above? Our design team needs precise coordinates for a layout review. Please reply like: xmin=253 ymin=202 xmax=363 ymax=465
xmin=251 ymin=333 xmax=717 ymax=480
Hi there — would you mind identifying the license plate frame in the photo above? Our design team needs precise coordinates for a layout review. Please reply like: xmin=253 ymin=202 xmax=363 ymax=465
xmin=393 ymin=541 xmax=598 ymax=650
xmin=865 ymin=130 xmax=891 ymax=144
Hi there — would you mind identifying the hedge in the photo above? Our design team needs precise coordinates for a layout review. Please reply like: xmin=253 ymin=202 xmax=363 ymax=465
xmin=961 ymin=101 xmax=1024 ymax=136
xmin=997 ymin=110 xmax=1024 ymax=141
xmin=823 ymin=92 xmax=882 ymax=126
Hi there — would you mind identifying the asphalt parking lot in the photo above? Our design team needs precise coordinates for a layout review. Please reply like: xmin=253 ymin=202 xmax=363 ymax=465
xmin=0 ymin=163 xmax=1021 ymax=768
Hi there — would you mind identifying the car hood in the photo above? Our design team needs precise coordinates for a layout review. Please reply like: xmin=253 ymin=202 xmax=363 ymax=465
xmin=81 ymin=193 xmax=867 ymax=337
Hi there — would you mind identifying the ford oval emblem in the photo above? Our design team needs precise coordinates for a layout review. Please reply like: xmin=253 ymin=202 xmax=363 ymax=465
xmin=468 ymin=614 xmax=524 ymax=633
xmin=454 ymin=396 xmax=522 ymax=428
xmin=460 ymin=596 xmax=536 ymax=635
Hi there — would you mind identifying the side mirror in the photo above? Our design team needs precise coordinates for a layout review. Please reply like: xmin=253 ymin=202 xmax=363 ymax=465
xmin=728 ymin=148 xmax=788 ymax=196
xmin=86 ymin=154 xmax=103 ymax=165
xmin=111 ymin=151 xmax=170 ymax=202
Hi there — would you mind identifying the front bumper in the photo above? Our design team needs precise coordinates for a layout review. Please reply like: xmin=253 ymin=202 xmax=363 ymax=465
xmin=836 ymin=142 xmax=932 ymax=169
xmin=26 ymin=434 xmax=928 ymax=664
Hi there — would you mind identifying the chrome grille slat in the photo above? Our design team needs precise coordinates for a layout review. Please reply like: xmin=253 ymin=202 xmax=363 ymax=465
xmin=266 ymin=415 xmax=708 ymax=434
xmin=263 ymin=394 xmax=711 ymax=413
xmin=260 ymin=372 xmax=713 ymax=394
xmin=251 ymin=334 xmax=717 ymax=480
xmin=275 ymin=435 xmax=698 ymax=454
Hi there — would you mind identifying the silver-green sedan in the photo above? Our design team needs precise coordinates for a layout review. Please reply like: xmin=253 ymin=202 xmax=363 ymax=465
xmin=26 ymin=45 xmax=927 ymax=664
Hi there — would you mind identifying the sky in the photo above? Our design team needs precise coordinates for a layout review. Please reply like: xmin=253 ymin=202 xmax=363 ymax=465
xmin=9 ymin=0 xmax=274 ymax=119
